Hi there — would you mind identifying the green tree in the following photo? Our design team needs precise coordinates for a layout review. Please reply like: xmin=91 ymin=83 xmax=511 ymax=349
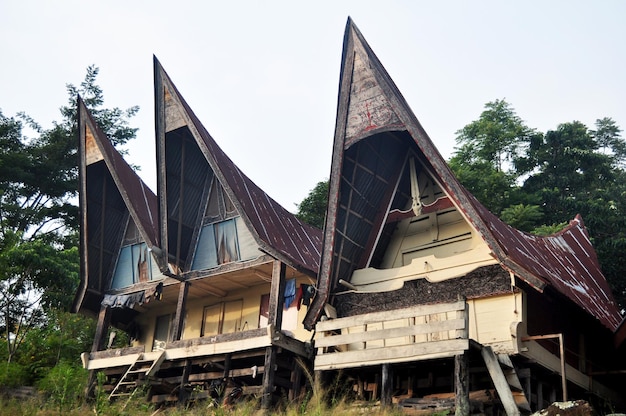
xmin=452 ymin=101 xmax=626 ymax=308
xmin=296 ymin=180 xmax=328 ymax=229
xmin=0 ymin=66 xmax=139 ymax=372
xmin=500 ymin=204 xmax=543 ymax=233
xmin=449 ymin=99 xmax=540 ymax=215
xmin=522 ymin=121 xmax=620 ymax=231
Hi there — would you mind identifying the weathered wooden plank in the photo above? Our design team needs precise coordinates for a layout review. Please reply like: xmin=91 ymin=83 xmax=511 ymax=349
xmin=170 ymin=281 xmax=189 ymax=342
xmin=89 ymin=345 xmax=144 ymax=361
xmin=165 ymin=335 xmax=271 ymax=360
xmin=262 ymin=346 xmax=277 ymax=409
xmin=314 ymin=339 xmax=468 ymax=370
xmin=269 ymin=326 xmax=310 ymax=358
xmin=315 ymin=318 xmax=465 ymax=349
xmin=481 ymin=346 xmax=520 ymax=416
xmin=268 ymin=260 xmax=286 ymax=330
xmin=315 ymin=300 xmax=466 ymax=332
xmin=454 ymin=353 xmax=469 ymax=416
xmin=381 ymin=363 xmax=392 ymax=407
xmin=167 ymin=327 xmax=267 ymax=349
xmin=91 ymin=305 xmax=112 ymax=352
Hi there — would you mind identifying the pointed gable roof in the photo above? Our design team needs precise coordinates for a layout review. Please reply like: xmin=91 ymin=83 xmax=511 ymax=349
xmin=73 ymin=97 xmax=160 ymax=315
xmin=304 ymin=18 xmax=621 ymax=331
xmin=154 ymin=57 xmax=322 ymax=276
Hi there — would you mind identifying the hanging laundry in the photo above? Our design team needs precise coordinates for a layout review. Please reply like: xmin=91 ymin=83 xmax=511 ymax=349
xmin=301 ymin=284 xmax=315 ymax=307
xmin=284 ymin=278 xmax=296 ymax=309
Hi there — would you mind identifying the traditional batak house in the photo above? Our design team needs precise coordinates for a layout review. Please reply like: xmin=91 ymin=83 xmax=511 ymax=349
xmin=72 ymin=58 xmax=322 ymax=407
xmin=303 ymin=18 xmax=625 ymax=414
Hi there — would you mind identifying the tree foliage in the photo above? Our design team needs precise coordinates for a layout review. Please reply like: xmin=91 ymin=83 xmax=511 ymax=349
xmin=450 ymin=100 xmax=626 ymax=308
xmin=0 ymin=66 xmax=138 ymax=374
xmin=296 ymin=180 xmax=329 ymax=229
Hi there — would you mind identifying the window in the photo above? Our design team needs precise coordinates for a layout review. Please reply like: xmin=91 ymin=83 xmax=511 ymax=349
xmin=192 ymin=218 xmax=240 ymax=270
xmin=201 ymin=300 xmax=244 ymax=337
xmin=111 ymin=242 xmax=154 ymax=289
xmin=153 ymin=314 xmax=172 ymax=351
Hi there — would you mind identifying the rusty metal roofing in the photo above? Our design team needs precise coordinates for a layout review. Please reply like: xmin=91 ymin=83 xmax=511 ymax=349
xmin=154 ymin=59 xmax=322 ymax=275
xmin=304 ymin=17 xmax=622 ymax=332
xmin=469 ymin=195 xmax=621 ymax=331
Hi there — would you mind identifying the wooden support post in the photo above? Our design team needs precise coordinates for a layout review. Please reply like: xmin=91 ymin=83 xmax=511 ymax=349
xmin=91 ymin=305 xmax=112 ymax=352
xmin=314 ymin=370 xmax=323 ymax=393
xmin=481 ymin=346 xmax=520 ymax=416
xmin=381 ymin=363 xmax=392 ymax=407
xmin=558 ymin=333 xmax=567 ymax=401
xmin=223 ymin=353 xmax=232 ymax=379
xmin=289 ymin=358 xmax=303 ymax=401
xmin=455 ymin=353 xmax=470 ymax=416
xmin=178 ymin=359 xmax=191 ymax=403
xmin=522 ymin=333 xmax=567 ymax=402
xmin=262 ymin=346 xmax=277 ymax=409
xmin=268 ymin=260 xmax=286 ymax=330
xmin=170 ymin=281 xmax=189 ymax=342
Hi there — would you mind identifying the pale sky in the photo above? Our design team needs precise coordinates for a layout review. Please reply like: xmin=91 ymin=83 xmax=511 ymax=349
xmin=1 ymin=1 xmax=625 ymax=213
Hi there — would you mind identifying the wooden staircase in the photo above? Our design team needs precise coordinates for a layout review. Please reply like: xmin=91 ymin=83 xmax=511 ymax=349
xmin=109 ymin=351 xmax=166 ymax=400
xmin=481 ymin=346 xmax=531 ymax=415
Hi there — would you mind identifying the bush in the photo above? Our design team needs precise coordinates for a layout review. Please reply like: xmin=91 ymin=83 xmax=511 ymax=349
xmin=37 ymin=362 xmax=87 ymax=412
xmin=0 ymin=362 xmax=29 ymax=388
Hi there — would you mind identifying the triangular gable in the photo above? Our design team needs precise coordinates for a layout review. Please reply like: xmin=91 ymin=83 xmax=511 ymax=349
xmin=73 ymin=97 xmax=161 ymax=315
xmin=154 ymin=57 xmax=322 ymax=276
xmin=304 ymin=18 xmax=621 ymax=331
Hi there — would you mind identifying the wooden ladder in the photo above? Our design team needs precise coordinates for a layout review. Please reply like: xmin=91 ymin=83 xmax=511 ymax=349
xmin=109 ymin=351 xmax=166 ymax=400
xmin=481 ymin=346 xmax=531 ymax=415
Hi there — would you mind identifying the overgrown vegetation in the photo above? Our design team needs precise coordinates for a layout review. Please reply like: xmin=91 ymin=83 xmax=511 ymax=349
xmin=0 ymin=373 xmax=403 ymax=415
xmin=0 ymin=66 xmax=136 ymax=396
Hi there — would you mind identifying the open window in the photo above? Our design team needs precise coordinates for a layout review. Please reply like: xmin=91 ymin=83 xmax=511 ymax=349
xmin=111 ymin=241 xmax=157 ymax=289
xmin=191 ymin=177 xmax=244 ymax=270
xmin=110 ymin=219 xmax=159 ymax=289
xmin=153 ymin=314 xmax=172 ymax=351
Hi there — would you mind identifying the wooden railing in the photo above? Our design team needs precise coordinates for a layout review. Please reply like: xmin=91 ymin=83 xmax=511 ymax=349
xmin=314 ymin=300 xmax=469 ymax=370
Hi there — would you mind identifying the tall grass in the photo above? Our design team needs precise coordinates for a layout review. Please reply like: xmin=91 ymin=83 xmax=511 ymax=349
xmin=0 ymin=360 xmax=403 ymax=415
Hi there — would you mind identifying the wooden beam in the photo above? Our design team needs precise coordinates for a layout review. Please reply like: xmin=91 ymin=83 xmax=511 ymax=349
xmin=269 ymin=325 xmax=310 ymax=358
xmin=315 ymin=339 xmax=468 ymax=370
xmin=455 ymin=353 xmax=469 ymax=416
xmin=521 ymin=333 xmax=567 ymax=401
xmin=315 ymin=300 xmax=466 ymax=332
xmin=261 ymin=346 xmax=277 ymax=409
xmin=381 ymin=363 xmax=392 ymax=407
xmin=268 ymin=260 xmax=286 ymax=330
xmin=481 ymin=346 xmax=519 ymax=416
xmin=289 ymin=359 xmax=303 ymax=401
xmin=170 ymin=281 xmax=189 ymax=342
xmin=178 ymin=359 xmax=191 ymax=403
xmin=314 ymin=318 xmax=465 ymax=348
xmin=91 ymin=305 xmax=112 ymax=352
xmin=223 ymin=353 xmax=231 ymax=379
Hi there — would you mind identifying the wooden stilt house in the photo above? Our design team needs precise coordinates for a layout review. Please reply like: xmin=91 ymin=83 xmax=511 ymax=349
xmin=72 ymin=58 xmax=322 ymax=406
xmin=303 ymin=18 xmax=625 ymax=413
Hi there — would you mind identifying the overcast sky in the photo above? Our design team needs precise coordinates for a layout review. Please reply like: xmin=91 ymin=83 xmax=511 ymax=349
xmin=1 ymin=1 xmax=625 ymax=212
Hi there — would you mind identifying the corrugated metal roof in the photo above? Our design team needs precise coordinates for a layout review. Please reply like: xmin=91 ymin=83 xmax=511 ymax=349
xmin=469 ymin=194 xmax=622 ymax=331
xmin=155 ymin=60 xmax=322 ymax=275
